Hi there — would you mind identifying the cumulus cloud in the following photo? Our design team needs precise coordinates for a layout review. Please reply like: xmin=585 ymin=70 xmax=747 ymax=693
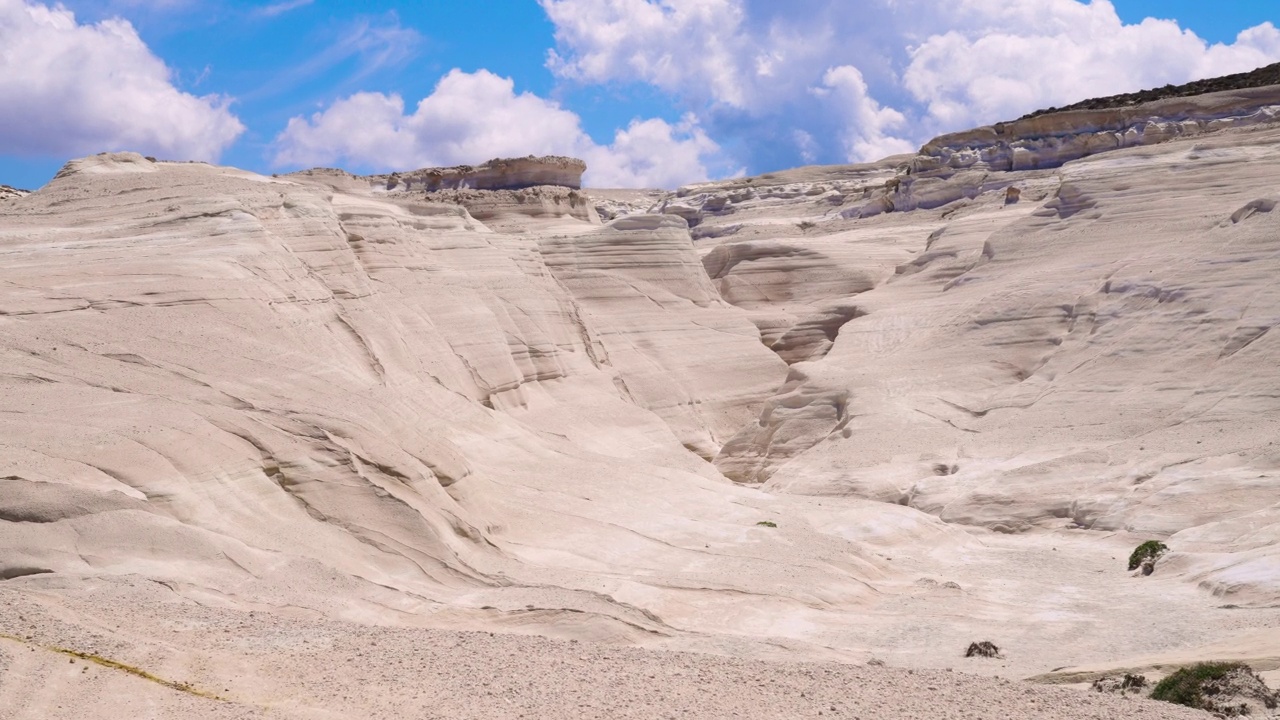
xmin=540 ymin=0 xmax=1280 ymax=169
xmin=901 ymin=1 xmax=1280 ymax=130
xmin=544 ymin=0 xmax=753 ymax=107
xmin=0 ymin=0 xmax=244 ymax=160
xmin=274 ymin=69 xmax=721 ymax=188
xmin=582 ymin=115 xmax=721 ymax=188
xmin=814 ymin=66 xmax=915 ymax=162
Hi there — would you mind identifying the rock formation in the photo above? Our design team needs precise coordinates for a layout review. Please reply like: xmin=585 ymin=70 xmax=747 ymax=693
xmin=911 ymin=85 xmax=1280 ymax=176
xmin=3 ymin=75 xmax=1280 ymax=720
xmin=368 ymin=155 xmax=586 ymax=191
xmin=652 ymin=84 xmax=1280 ymax=227
xmin=678 ymin=85 xmax=1280 ymax=615
xmin=292 ymin=156 xmax=596 ymax=225
xmin=0 ymin=183 xmax=29 ymax=200
xmin=1019 ymin=61 xmax=1280 ymax=119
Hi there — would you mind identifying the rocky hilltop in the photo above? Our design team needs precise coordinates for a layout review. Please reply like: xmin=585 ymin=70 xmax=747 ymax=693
xmin=652 ymin=83 xmax=1280 ymax=228
xmin=914 ymin=84 xmax=1280 ymax=175
xmin=370 ymin=154 xmax=585 ymax=191
xmin=1019 ymin=60 xmax=1280 ymax=118
xmin=290 ymin=156 xmax=596 ymax=227
xmin=0 ymin=183 xmax=28 ymax=200
xmin=2 ymin=77 xmax=1280 ymax=719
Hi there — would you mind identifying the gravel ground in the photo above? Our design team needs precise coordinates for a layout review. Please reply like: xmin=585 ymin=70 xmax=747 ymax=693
xmin=0 ymin=585 xmax=1212 ymax=720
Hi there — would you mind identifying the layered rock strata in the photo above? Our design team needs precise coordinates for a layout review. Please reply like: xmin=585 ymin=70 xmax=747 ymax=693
xmin=1019 ymin=60 xmax=1280 ymax=119
xmin=5 ymin=76 xmax=1280 ymax=720
xmin=371 ymin=155 xmax=586 ymax=191
xmin=913 ymin=85 xmax=1280 ymax=176
xmin=648 ymin=84 xmax=1280 ymax=229
xmin=683 ymin=92 xmax=1280 ymax=613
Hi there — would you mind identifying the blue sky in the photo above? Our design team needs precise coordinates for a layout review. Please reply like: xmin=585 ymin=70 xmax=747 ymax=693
xmin=1 ymin=0 xmax=1277 ymax=189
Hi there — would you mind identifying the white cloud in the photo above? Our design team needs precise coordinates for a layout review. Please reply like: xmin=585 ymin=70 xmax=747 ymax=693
xmin=815 ymin=65 xmax=914 ymax=162
xmin=901 ymin=1 xmax=1280 ymax=130
xmin=582 ymin=114 xmax=721 ymax=188
xmin=274 ymin=71 xmax=583 ymax=169
xmin=274 ymin=69 xmax=722 ymax=188
xmin=540 ymin=0 xmax=1280 ymax=169
xmin=0 ymin=0 xmax=244 ymax=160
xmin=252 ymin=0 xmax=314 ymax=18
xmin=544 ymin=0 xmax=752 ymax=107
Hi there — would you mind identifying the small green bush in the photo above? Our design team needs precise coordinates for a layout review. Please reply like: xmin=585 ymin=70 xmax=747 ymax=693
xmin=756 ymin=521 xmax=777 ymax=528
xmin=1128 ymin=540 xmax=1168 ymax=571
xmin=1150 ymin=662 xmax=1245 ymax=708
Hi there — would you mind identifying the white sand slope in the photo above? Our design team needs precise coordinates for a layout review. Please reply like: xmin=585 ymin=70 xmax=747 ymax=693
xmin=2 ymin=86 xmax=1280 ymax=718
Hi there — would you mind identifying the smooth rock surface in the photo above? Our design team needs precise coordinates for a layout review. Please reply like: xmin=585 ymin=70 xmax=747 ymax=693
xmin=3 ymin=80 xmax=1280 ymax=719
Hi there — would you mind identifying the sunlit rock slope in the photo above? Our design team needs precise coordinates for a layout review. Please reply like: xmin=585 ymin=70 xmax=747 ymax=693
xmin=2 ymin=79 xmax=1280 ymax=720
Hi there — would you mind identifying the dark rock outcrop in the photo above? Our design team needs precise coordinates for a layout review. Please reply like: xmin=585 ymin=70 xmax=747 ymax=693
xmin=370 ymin=156 xmax=586 ymax=192
xmin=1019 ymin=62 xmax=1280 ymax=120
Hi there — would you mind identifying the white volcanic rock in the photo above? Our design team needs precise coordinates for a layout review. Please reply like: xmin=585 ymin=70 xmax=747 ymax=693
xmin=589 ymin=187 xmax=667 ymax=221
xmin=647 ymin=159 xmax=920 ymax=371
xmin=420 ymin=186 xmax=600 ymax=225
xmin=0 ymin=184 xmax=29 ymax=200
xmin=5 ymin=83 xmax=1280 ymax=720
xmin=912 ymin=85 xmax=1280 ymax=176
xmin=661 ymin=85 xmax=1280 ymax=227
xmin=0 ymin=151 xmax=810 ymax=642
xmin=666 ymin=158 xmax=907 ymax=229
xmin=538 ymin=213 xmax=787 ymax=457
xmin=700 ymin=238 xmax=888 ymax=364
xmin=301 ymin=160 xmax=599 ymax=229
xmin=646 ymin=83 xmax=1280 ymax=625
xmin=703 ymin=115 xmax=1280 ymax=611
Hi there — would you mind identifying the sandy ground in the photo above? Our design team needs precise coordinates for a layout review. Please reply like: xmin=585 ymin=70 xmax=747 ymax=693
xmin=0 ymin=583 xmax=1212 ymax=720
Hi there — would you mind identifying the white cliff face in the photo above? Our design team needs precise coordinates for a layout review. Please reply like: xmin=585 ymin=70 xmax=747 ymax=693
xmin=292 ymin=160 xmax=599 ymax=227
xmin=4 ymin=83 xmax=1280 ymax=718
xmin=569 ymin=83 xmax=1280 ymax=620
xmin=537 ymin=214 xmax=787 ymax=457
xmin=650 ymin=85 xmax=1280 ymax=227
xmin=912 ymin=87 xmax=1280 ymax=178
xmin=685 ymin=104 xmax=1280 ymax=610
xmin=0 ymin=152 xmax=801 ymax=632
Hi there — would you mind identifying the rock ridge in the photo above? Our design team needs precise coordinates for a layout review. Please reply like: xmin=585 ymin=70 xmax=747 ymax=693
xmin=1018 ymin=61 xmax=1280 ymax=119
xmin=913 ymin=84 xmax=1280 ymax=176
xmin=626 ymin=81 xmax=1280 ymax=228
xmin=0 ymin=184 xmax=30 ymax=200
xmin=369 ymin=155 xmax=586 ymax=192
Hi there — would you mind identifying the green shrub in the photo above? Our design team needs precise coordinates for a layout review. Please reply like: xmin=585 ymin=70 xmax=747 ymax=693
xmin=1128 ymin=540 xmax=1168 ymax=571
xmin=756 ymin=521 xmax=777 ymax=528
xmin=1150 ymin=662 xmax=1245 ymax=708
